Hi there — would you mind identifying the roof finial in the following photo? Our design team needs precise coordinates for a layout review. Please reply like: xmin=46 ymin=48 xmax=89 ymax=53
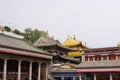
xmin=73 ymin=35 xmax=76 ymax=40
xmin=67 ymin=35 xmax=70 ymax=38
xmin=1 ymin=26 xmax=5 ymax=32
xmin=117 ymin=42 xmax=120 ymax=47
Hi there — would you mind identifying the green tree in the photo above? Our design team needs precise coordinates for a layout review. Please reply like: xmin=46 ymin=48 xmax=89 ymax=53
xmin=24 ymin=28 xmax=32 ymax=34
xmin=24 ymin=28 xmax=46 ymax=43
xmin=31 ymin=29 xmax=41 ymax=43
xmin=13 ymin=29 xmax=21 ymax=35
xmin=24 ymin=28 xmax=32 ymax=42
xmin=4 ymin=26 xmax=11 ymax=32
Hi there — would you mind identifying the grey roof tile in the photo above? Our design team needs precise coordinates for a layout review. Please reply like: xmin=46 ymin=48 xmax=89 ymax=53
xmin=0 ymin=34 xmax=49 ymax=54
xmin=77 ymin=60 xmax=120 ymax=68
xmin=34 ymin=35 xmax=58 ymax=47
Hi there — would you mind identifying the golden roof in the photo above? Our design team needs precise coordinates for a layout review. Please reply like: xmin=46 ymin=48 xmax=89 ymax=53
xmin=68 ymin=51 xmax=82 ymax=57
xmin=62 ymin=35 xmax=80 ymax=47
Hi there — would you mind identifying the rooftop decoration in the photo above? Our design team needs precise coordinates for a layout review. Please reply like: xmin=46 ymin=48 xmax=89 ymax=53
xmin=117 ymin=42 xmax=120 ymax=47
xmin=62 ymin=35 xmax=80 ymax=47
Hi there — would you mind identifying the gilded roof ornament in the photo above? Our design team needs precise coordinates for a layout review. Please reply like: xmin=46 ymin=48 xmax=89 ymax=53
xmin=117 ymin=42 xmax=120 ymax=47
xmin=1 ymin=26 xmax=5 ymax=32
xmin=67 ymin=35 xmax=70 ymax=38
xmin=73 ymin=35 xmax=76 ymax=40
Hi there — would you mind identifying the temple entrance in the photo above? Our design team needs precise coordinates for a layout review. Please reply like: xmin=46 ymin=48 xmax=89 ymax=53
xmin=32 ymin=62 xmax=38 ymax=80
xmin=7 ymin=60 xmax=18 ymax=80
xmin=96 ymin=73 xmax=109 ymax=80
xmin=0 ymin=59 xmax=4 ymax=80
xmin=21 ymin=61 xmax=29 ymax=80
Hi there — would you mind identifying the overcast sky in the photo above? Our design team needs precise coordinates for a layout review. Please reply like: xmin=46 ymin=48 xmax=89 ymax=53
xmin=0 ymin=0 xmax=120 ymax=48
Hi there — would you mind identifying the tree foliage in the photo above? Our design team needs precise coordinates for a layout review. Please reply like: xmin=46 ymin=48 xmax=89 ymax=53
xmin=1 ymin=26 xmax=50 ymax=44
xmin=4 ymin=26 xmax=11 ymax=32
xmin=13 ymin=29 xmax=21 ymax=35
xmin=24 ymin=28 xmax=46 ymax=43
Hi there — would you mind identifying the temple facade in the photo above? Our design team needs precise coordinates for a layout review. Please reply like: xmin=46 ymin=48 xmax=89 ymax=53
xmin=51 ymin=46 xmax=120 ymax=80
xmin=0 ymin=32 xmax=52 ymax=80
xmin=33 ymin=33 xmax=80 ymax=64
xmin=61 ymin=35 xmax=87 ymax=64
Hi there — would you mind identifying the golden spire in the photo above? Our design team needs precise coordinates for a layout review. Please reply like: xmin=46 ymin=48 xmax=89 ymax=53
xmin=117 ymin=42 xmax=120 ymax=47
xmin=62 ymin=35 xmax=80 ymax=47
xmin=73 ymin=35 xmax=76 ymax=40
xmin=1 ymin=26 xmax=5 ymax=32
xmin=67 ymin=35 xmax=70 ymax=38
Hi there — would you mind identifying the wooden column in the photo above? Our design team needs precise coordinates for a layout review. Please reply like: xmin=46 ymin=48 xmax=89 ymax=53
xmin=46 ymin=64 xmax=48 ymax=80
xmin=94 ymin=73 xmax=97 ymax=80
xmin=79 ymin=74 xmax=82 ymax=80
xmin=62 ymin=77 xmax=64 ymax=80
xmin=38 ymin=63 xmax=41 ymax=80
xmin=18 ymin=60 xmax=21 ymax=80
xmin=3 ymin=59 xmax=7 ymax=80
xmin=73 ymin=77 xmax=75 ymax=80
xmin=29 ymin=62 xmax=32 ymax=80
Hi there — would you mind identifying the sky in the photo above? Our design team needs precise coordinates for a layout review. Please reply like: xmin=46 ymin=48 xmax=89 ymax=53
xmin=0 ymin=0 xmax=120 ymax=48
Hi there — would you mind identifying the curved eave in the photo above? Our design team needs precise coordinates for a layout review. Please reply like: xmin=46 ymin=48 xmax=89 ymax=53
xmin=62 ymin=43 xmax=80 ymax=47
xmin=52 ymin=68 xmax=120 ymax=73
xmin=0 ymin=47 xmax=52 ymax=59
xmin=54 ymin=55 xmax=81 ymax=64
xmin=63 ymin=43 xmax=86 ymax=50
xmin=35 ymin=43 xmax=73 ymax=52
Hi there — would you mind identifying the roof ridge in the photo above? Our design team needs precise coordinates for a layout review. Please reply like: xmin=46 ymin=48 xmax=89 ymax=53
xmin=0 ymin=33 xmax=24 ymax=40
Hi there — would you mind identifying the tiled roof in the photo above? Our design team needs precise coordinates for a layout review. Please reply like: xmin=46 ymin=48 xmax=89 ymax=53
xmin=52 ymin=60 xmax=120 ymax=72
xmin=62 ymin=36 xmax=80 ymax=47
xmin=34 ymin=35 xmax=58 ymax=47
xmin=76 ymin=60 xmax=120 ymax=68
xmin=84 ymin=47 xmax=120 ymax=54
xmin=34 ymin=35 xmax=73 ymax=51
xmin=0 ymin=34 xmax=49 ymax=55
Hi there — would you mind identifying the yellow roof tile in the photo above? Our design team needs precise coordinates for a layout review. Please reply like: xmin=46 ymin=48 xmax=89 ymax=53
xmin=68 ymin=51 xmax=82 ymax=57
xmin=62 ymin=35 xmax=80 ymax=47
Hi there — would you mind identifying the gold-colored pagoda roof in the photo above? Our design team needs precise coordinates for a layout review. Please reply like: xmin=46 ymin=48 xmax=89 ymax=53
xmin=68 ymin=51 xmax=82 ymax=57
xmin=62 ymin=35 xmax=80 ymax=47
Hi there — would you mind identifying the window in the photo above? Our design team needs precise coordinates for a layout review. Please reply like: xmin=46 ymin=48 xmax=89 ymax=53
xmin=103 ymin=56 xmax=107 ymax=60
xmin=89 ymin=56 xmax=93 ymax=61
xmin=117 ymin=55 xmax=120 ymax=60
xmin=109 ymin=54 xmax=116 ymax=60
xmin=85 ymin=56 xmax=88 ymax=61
xmin=95 ymin=55 xmax=101 ymax=61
